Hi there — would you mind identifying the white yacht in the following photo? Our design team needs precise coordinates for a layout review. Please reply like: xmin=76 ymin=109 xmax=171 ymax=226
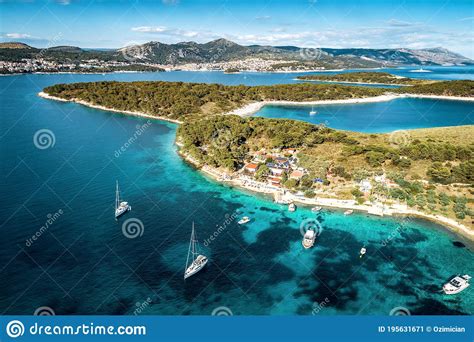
xmin=344 ymin=209 xmax=353 ymax=216
xmin=312 ymin=206 xmax=322 ymax=212
xmin=302 ymin=228 xmax=316 ymax=249
xmin=184 ymin=222 xmax=208 ymax=280
xmin=238 ymin=216 xmax=251 ymax=225
xmin=309 ymin=106 xmax=317 ymax=115
xmin=359 ymin=247 xmax=367 ymax=258
xmin=288 ymin=203 xmax=296 ymax=212
xmin=443 ymin=275 xmax=471 ymax=295
xmin=115 ymin=181 xmax=131 ymax=219
xmin=410 ymin=67 xmax=431 ymax=73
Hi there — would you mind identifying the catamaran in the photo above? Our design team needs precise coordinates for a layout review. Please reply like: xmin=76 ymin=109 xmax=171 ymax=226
xmin=115 ymin=181 xmax=131 ymax=219
xmin=184 ymin=222 xmax=208 ymax=280
xmin=443 ymin=275 xmax=471 ymax=294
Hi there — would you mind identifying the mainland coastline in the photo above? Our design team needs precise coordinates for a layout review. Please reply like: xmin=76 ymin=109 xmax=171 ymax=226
xmin=38 ymin=89 xmax=474 ymax=241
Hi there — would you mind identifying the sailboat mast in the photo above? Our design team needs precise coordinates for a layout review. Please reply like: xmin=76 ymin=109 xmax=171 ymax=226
xmin=184 ymin=222 xmax=194 ymax=276
xmin=115 ymin=181 xmax=119 ymax=210
xmin=191 ymin=222 xmax=197 ymax=257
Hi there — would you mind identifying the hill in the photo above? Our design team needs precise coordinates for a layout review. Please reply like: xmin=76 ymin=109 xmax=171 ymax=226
xmin=0 ymin=42 xmax=33 ymax=49
xmin=2 ymin=39 xmax=472 ymax=67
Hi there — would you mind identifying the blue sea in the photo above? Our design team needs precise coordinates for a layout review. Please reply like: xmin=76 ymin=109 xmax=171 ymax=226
xmin=0 ymin=68 xmax=473 ymax=315
xmin=255 ymin=98 xmax=474 ymax=133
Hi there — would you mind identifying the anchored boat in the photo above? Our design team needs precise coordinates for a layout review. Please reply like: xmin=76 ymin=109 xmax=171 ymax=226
xmin=184 ymin=222 xmax=208 ymax=280
xmin=238 ymin=216 xmax=251 ymax=225
xmin=115 ymin=181 xmax=131 ymax=219
xmin=288 ymin=203 xmax=296 ymax=212
xmin=302 ymin=228 xmax=316 ymax=249
xmin=443 ymin=275 xmax=471 ymax=294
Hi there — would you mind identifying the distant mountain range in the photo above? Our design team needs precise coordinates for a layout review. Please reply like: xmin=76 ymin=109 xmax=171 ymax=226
xmin=1 ymin=39 xmax=472 ymax=67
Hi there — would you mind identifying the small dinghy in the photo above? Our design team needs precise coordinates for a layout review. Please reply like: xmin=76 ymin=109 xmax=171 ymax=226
xmin=238 ymin=216 xmax=251 ymax=225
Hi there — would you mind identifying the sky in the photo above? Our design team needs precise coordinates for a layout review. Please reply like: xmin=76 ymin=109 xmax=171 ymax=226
xmin=0 ymin=0 xmax=473 ymax=58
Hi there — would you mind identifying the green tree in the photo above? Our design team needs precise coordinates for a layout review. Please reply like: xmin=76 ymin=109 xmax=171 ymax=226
xmin=255 ymin=164 xmax=269 ymax=181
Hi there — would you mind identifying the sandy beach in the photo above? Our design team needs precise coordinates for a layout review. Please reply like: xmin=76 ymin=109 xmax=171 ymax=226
xmin=38 ymin=92 xmax=183 ymax=124
xmin=226 ymin=94 xmax=401 ymax=116
xmin=227 ymin=94 xmax=474 ymax=116
xmin=293 ymin=78 xmax=412 ymax=87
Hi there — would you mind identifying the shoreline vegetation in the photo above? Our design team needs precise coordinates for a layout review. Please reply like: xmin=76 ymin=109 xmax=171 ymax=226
xmin=296 ymin=71 xmax=436 ymax=86
xmin=39 ymin=75 xmax=474 ymax=240
xmin=179 ymin=148 xmax=474 ymax=241
xmin=38 ymin=92 xmax=183 ymax=124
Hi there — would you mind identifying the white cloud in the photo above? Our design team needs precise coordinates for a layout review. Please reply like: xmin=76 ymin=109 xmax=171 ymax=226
xmin=386 ymin=19 xmax=418 ymax=27
xmin=132 ymin=26 xmax=168 ymax=33
xmin=131 ymin=26 xmax=199 ymax=38
xmin=4 ymin=33 xmax=32 ymax=39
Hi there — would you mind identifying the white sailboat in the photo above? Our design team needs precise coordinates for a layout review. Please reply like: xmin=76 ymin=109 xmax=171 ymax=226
xmin=410 ymin=67 xmax=431 ymax=73
xmin=184 ymin=222 xmax=208 ymax=280
xmin=115 ymin=181 xmax=131 ymax=219
xmin=309 ymin=106 xmax=317 ymax=115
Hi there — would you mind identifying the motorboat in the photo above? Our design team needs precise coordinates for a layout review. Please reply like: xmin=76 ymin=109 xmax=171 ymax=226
xmin=238 ymin=216 xmax=251 ymax=225
xmin=443 ymin=275 xmax=471 ymax=294
xmin=302 ymin=228 xmax=316 ymax=249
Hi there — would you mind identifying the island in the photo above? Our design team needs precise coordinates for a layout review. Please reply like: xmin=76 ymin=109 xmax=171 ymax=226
xmin=296 ymin=71 xmax=436 ymax=86
xmin=39 ymin=77 xmax=474 ymax=239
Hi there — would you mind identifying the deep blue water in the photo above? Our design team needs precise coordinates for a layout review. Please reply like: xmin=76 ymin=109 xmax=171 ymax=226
xmin=255 ymin=98 xmax=474 ymax=133
xmin=0 ymin=70 xmax=473 ymax=315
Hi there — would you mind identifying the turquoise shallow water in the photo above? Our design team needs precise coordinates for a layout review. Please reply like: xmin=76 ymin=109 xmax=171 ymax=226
xmin=255 ymin=98 xmax=474 ymax=133
xmin=0 ymin=71 xmax=473 ymax=315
